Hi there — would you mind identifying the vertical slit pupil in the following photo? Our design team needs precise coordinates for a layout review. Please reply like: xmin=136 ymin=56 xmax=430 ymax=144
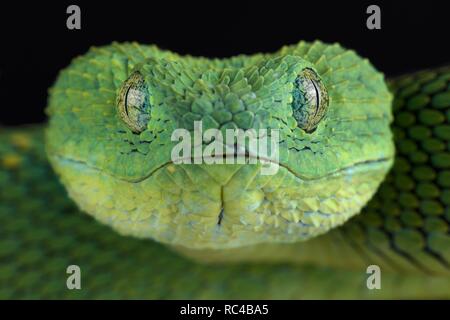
xmin=117 ymin=71 xmax=152 ymax=133
xmin=291 ymin=68 xmax=328 ymax=133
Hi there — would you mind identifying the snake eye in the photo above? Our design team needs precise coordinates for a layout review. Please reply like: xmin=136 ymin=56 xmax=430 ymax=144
xmin=291 ymin=68 xmax=329 ymax=133
xmin=117 ymin=71 xmax=151 ymax=133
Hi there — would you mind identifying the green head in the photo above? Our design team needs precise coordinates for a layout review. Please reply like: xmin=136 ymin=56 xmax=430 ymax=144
xmin=46 ymin=41 xmax=394 ymax=249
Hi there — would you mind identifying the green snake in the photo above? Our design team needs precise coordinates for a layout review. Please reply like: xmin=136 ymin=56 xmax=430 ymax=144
xmin=1 ymin=41 xmax=449 ymax=299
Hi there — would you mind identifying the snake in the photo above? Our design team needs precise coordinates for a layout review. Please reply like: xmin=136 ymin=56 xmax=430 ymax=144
xmin=1 ymin=41 xmax=449 ymax=299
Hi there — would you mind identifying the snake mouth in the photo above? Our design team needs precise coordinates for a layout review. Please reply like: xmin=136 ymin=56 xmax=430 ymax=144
xmin=51 ymin=152 xmax=393 ymax=184
xmin=164 ymin=152 xmax=393 ymax=179
xmin=136 ymin=155 xmax=393 ymax=183
xmin=50 ymin=152 xmax=394 ymax=249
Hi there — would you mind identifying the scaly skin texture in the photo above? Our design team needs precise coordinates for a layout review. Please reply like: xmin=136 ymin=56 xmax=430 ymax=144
xmin=0 ymin=45 xmax=449 ymax=299
xmin=45 ymin=41 xmax=394 ymax=249
xmin=178 ymin=68 xmax=450 ymax=272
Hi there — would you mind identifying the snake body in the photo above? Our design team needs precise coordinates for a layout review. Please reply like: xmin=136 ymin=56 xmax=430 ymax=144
xmin=0 ymin=41 xmax=449 ymax=298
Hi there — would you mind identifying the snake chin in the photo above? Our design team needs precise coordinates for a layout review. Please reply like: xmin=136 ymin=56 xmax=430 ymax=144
xmin=49 ymin=152 xmax=392 ymax=250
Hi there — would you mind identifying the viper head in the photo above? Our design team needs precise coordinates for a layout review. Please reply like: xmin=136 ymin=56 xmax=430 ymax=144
xmin=46 ymin=41 xmax=393 ymax=249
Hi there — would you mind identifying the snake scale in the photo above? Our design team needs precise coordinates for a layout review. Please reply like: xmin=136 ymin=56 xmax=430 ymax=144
xmin=0 ymin=41 xmax=449 ymax=299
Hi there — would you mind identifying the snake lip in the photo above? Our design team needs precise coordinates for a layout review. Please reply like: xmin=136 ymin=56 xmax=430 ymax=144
xmin=51 ymin=152 xmax=393 ymax=184
xmin=159 ymin=152 xmax=393 ymax=179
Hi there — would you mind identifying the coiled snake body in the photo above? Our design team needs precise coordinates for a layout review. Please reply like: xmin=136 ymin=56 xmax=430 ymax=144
xmin=0 ymin=41 xmax=449 ymax=298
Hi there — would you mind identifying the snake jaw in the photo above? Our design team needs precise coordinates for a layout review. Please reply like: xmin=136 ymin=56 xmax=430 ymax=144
xmin=49 ymin=151 xmax=392 ymax=249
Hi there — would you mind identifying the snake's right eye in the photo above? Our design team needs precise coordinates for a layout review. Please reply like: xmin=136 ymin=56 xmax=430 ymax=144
xmin=291 ymin=68 xmax=329 ymax=133
xmin=116 ymin=71 xmax=152 ymax=133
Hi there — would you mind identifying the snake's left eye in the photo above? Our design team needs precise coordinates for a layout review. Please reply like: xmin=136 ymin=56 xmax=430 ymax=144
xmin=117 ymin=71 xmax=152 ymax=133
xmin=291 ymin=68 xmax=329 ymax=133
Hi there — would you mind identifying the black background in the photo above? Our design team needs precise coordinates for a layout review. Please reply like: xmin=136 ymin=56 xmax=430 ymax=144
xmin=0 ymin=300 xmax=448 ymax=318
xmin=0 ymin=0 xmax=448 ymax=125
